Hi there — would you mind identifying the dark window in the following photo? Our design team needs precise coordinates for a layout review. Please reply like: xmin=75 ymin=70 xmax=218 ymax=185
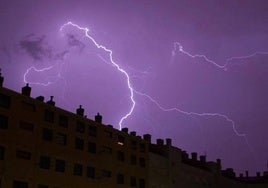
xmin=75 ymin=138 xmax=84 ymax=150
xmin=0 ymin=146 xmax=5 ymax=160
xmin=102 ymin=170 xmax=111 ymax=178
xmin=102 ymin=146 xmax=112 ymax=154
xmin=42 ymin=128 xmax=53 ymax=141
xmin=117 ymin=173 xmax=124 ymax=184
xmin=117 ymin=151 xmax=124 ymax=162
xmin=0 ymin=114 xmax=8 ymax=129
xmin=0 ymin=93 xmax=11 ymax=109
xmin=88 ymin=125 xmax=97 ymax=137
xmin=59 ymin=115 xmax=68 ymax=128
xmin=19 ymin=121 xmax=34 ymax=131
xmin=37 ymin=184 xmax=49 ymax=188
xmin=55 ymin=132 xmax=67 ymax=145
xmin=73 ymin=163 xmax=83 ymax=176
xmin=104 ymin=130 xmax=112 ymax=138
xmin=139 ymin=143 xmax=145 ymax=153
xmin=13 ymin=180 xmax=28 ymax=188
xmin=130 ymin=176 xmax=137 ymax=187
xmin=139 ymin=157 xmax=146 ymax=167
xmin=44 ymin=110 xmax=54 ymax=123
xmin=21 ymin=101 xmax=35 ymax=112
xmin=139 ymin=179 xmax=145 ymax=188
xmin=16 ymin=150 xmax=31 ymax=160
xmin=131 ymin=140 xmax=137 ymax=150
xmin=87 ymin=166 xmax=95 ymax=178
xmin=76 ymin=121 xmax=85 ymax=133
xmin=88 ymin=142 xmax=96 ymax=153
xmin=55 ymin=159 xmax=65 ymax=172
xmin=39 ymin=156 xmax=50 ymax=169
xmin=131 ymin=155 xmax=137 ymax=165
xmin=117 ymin=135 xmax=125 ymax=146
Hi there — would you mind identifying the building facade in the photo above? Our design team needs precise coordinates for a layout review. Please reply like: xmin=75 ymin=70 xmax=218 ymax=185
xmin=0 ymin=72 xmax=267 ymax=188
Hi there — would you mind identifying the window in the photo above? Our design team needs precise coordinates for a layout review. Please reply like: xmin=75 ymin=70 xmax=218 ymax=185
xmin=130 ymin=176 xmax=137 ymax=187
xmin=44 ymin=110 xmax=54 ymax=123
xmin=76 ymin=121 xmax=85 ymax=133
xmin=117 ymin=173 xmax=124 ymax=184
xmin=87 ymin=166 xmax=95 ymax=178
xmin=102 ymin=146 xmax=112 ymax=154
xmin=139 ymin=179 xmax=145 ymax=188
xmin=139 ymin=157 xmax=145 ymax=167
xmin=117 ymin=135 xmax=125 ymax=146
xmin=0 ymin=146 xmax=5 ymax=160
xmin=0 ymin=114 xmax=8 ymax=129
xmin=88 ymin=142 xmax=96 ymax=153
xmin=42 ymin=128 xmax=53 ymax=141
xmin=19 ymin=121 xmax=34 ymax=132
xmin=39 ymin=156 xmax=50 ymax=169
xmin=0 ymin=93 xmax=11 ymax=109
xmin=117 ymin=151 xmax=124 ymax=162
xmin=59 ymin=115 xmax=68 ymax=128
xmin=16 ymin=150 xmax=31 ymax=160
xmin=55 ymin=132 xmax=67 ymax=145
xmin=104 ymin=130 xmax=112 ymax=138
xmin=130 ymin=155 xmax=137 ymax=165
xmin=75 ymin=138 xmax=84 ymax=150
xmin=37 ymin=184 xmax=49 ymax=188
xmin=102 ymin=170 xmax=111 ymax=178
xmin=21 ymin=101 xmax=35 ymax=112
xmin=88 ymin=125 xmax=97 ymax=137
xmin=139 ymin=143 xmax=145 ymax=153
xmin=55 ymin=159 xmax=65 ymax=172
xmin=73 ymin=163 xmax=83 ymax=176
xmin=13 ymin=180 xmax=28 ymax=188
xmin=131 ymin=140 xmax=137 ymax=150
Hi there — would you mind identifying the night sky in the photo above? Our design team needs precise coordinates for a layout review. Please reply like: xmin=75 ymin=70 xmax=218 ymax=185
xmin=1 ymin=0 xmax=267 ymax=175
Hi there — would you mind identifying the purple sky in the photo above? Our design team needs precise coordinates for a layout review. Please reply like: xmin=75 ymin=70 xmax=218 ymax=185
xmin=1 ymin=0 xmax=268 ymax=175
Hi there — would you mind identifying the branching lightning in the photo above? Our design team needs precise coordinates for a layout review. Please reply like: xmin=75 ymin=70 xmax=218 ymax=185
xmin=24 ymin=66 xmax=54 ymax=86
xmin=172 ymin=42 xmax=268 ymax=70
xmin=59 ymin=21 xmax=135 ymax=130
xmin=23 ymin=20 xmax=267 ymax=150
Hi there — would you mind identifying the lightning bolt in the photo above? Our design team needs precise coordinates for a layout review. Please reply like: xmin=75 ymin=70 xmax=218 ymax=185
xmin=173 ymin=42 xmax=268 ymax=70
xmin=59 ymin=21 xmax=135 ymax=130
xmin=24 ymin=66 xmax=54 ymax=86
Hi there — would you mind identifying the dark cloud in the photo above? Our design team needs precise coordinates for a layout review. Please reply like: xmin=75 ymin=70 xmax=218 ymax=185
xmin=20 ymin=35 xmax=52 ymax=61
xmin=66 ymin=34 xmax=85 ymax=52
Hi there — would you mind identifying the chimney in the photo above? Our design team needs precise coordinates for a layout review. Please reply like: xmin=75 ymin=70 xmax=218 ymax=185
xmin=36 ymin=96 xmax=44 ymax=102
xmin=21 ymin=83 xmax=31 ymax=97
xmin=166 ymin=138 xmax=172 ymax=146
xmin=156 ymin=139 xmax=164 ymax=146
xmin=217 ymin=159 xmax=222 ymax=169
xmin=95 ymin=113 xmax=102 ymax=124
xmin=46 ymin=96 xmax=55 ymax=106
xmin=239 ymin=173 xmax=244 ymax=178
xmin=143 ymin=134 xmax=151 ymax=143
xmin=76 ymin=105 xmax=84 ymax=116
xmin=122 ymin=128 xmax=128 ymax=133
xmin=245 ymin=170 xmax=249 ymax=178
xmin=200 ymin=155 xmax=206 ymax=163
xmin=130 ymin=131 xmax=136 ymax=136
xmin=191 ymin=152 xmax=197 ymax=161
xmin=256 ymin=172 xmax=260 ymax=177
xmin=0 ymin=69 xmax=4 ymax=87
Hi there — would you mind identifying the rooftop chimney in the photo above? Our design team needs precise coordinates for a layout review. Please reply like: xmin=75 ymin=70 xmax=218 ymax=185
xmin=0 ymin=69 xmax=4 ymax=87
xmin=191 ymin=152 xmax=197 ymax=161
xmin=200 ymin=155 xmax=206 ymax=163
xmin=95 ymin=112 xmax=102 ymax=124
xmin=76 ymin=105 xmax=84 ymax=116
xmin=130 ymin=131 xmax=136 ymax=136
xmin=156 ymin=139 xmax=164 ymax=146
xmin=122 ymin=128 xmax=128 ymax=133
xmin=245 ymin=170 xmax=249 ymax=178
xmin=166 ymin=138 xmax=172 ymax=146
xmin=256 ymin=172 xmax=260 ymax=177
xmin=36 ymin=96 xmax=44 ymax=102
xmin=46 ymin=96 xmax=55 ymax=106
xmin=21 ymin=83 xmax=31 ymax=97
xmin=143 ymin=134 xmax=151 ymax=143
